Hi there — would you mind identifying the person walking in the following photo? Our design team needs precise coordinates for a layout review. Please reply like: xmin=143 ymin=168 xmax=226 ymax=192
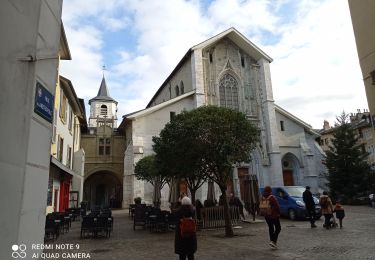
xmin=319 ymin=191 xmax=334 ymax=229
xmin=261 ymin=186 xmax=281 ymax=249
xmin=229 ymin=193 xmax=245 ymax=220
xmin=174 ymin=196 xmax=197 ymax=260
xmin=302 ymin=186 xmax=317 ymax=228
xmin=333 ymin=202 xmax=345 ymax=228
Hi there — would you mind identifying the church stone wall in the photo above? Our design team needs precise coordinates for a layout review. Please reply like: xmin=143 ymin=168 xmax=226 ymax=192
xmin=151 ymin=57 xmax=193 ymax=106
xmin=124 ymin=95 xmax=195 ymax=206
xmin=90 ymin=101 xmax=117 ymax=119
xmin=202 ymin=38 xmax=259 ymax=117
xmin=81 ymin=130 xmax=125 ymax=182
xmin=201 ymin=38 xmax=283 ymax=187
xmin=89 ymin=101 xmax=118 ymax=127
xmin=276 ymin=111 xmax=307 ymax=147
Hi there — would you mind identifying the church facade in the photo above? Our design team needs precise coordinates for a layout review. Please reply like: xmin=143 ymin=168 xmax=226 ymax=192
xmin=81 ymin=77 xmax=126 ymax=209
xmin=119 ymin=28 xmax=326 ymax=208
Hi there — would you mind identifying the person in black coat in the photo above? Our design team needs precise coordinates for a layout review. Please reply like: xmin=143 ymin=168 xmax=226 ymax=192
xmin=229 ymin=193 xmax=245 ymax=220
xmin=174 ymin=197 xmax=197 ymax=260
xmin=302 ymin=186 xmax=317 ymax=228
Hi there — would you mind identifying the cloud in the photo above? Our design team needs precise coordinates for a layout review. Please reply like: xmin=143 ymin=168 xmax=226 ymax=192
xmin=60 ymin=0 xmax=367 ymax=129
xmin=267 ymin=0 xmax=367 ymax=128
xmin=59 ymin=25 xmax=104 ymax=100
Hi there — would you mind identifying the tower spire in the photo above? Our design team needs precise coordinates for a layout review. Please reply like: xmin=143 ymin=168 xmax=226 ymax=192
xmin=102 ymin=64 xmax=106 ymax=77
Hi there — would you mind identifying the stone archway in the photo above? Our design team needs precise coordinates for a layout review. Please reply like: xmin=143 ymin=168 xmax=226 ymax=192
xmin=84 ymin=171 xmax=122 ymax=209
xmin=281 ymin=153 xmax=301 ymax=186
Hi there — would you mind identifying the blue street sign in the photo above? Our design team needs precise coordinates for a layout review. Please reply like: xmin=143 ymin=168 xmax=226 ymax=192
xmin=34 ymin=81 xmax=54 ymax=123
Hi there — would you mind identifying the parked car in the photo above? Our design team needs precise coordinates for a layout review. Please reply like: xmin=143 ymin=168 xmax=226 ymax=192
xmin=369 ymin=194 xmax=375 ymax=208
xmin=260 ymin=186 xmax=322 ymax=220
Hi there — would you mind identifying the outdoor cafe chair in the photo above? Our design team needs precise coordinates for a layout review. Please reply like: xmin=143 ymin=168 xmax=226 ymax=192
xmin=80 ymin=216 xmax=95 ymax=238
xmin=133 ymin=207 xmax=147 ymax=230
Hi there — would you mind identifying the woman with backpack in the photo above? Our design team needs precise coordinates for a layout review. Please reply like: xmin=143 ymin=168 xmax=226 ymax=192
xmin=319 ymin=191 xmax=334 ymax=229
xmin=260 ymin=186 xmax=281 ymax=249
xmin=174 ymin=196 xmax=197 ymax=260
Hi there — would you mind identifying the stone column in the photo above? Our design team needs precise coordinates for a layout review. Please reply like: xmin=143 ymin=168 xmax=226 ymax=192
xmin=191 ymin=49 xmax=206 ymax=107
xmin=257 ymin=58 xmax=283 ymax=186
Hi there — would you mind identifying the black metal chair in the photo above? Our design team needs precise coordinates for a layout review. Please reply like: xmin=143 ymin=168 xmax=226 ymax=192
xmin=133 ymin=207 xmax=147 ymax=230
xmin=80 ymin=216 xmax=95 ymax=238
xmin=95 ymin=216 xmax=110 ymax=238
xmin=167 ymin=212 xmax=178 ymax=231
xmin=44 ymin=218 xmax=59 ymax=241
xmin=129 ymin=204 xmax=136 ymax=218
xmin=155 ymin=211 xmax=170 ymax=232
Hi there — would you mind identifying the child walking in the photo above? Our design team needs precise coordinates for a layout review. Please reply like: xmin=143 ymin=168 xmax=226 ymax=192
xmin=333 ymin=202 xmax=345 ymax=228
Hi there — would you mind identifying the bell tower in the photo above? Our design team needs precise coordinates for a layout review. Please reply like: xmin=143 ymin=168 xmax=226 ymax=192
xmin=88 ymin=76 xmax=118 ymax=127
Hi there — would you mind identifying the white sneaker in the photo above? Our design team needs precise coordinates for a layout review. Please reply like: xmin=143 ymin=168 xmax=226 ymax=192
xmin=269 ymin=241 xmax=277 ymax=249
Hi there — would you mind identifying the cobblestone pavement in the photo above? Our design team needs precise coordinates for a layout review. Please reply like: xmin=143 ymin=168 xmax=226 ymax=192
xmin=48 ymin=206 xmax=375 ymax=260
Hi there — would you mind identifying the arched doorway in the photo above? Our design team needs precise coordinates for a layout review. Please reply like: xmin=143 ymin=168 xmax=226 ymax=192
xmin=281 ymin=153 xmax=301 ymax=186
xmin=95 ymin=184 xmax=105 ymax=206
xmin=84 ymin=171 xmax=122 ymax=209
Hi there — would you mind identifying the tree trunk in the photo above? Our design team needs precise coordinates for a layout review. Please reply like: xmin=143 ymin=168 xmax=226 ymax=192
xmin=191 ymin=189 xmax=196 ymax=205
xmin=220 ymin=187 xmax=234 ymax=237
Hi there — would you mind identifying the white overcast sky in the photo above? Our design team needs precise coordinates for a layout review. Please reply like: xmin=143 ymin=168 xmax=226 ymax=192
xmin=60 ymin=0 xmax=367 ymax=129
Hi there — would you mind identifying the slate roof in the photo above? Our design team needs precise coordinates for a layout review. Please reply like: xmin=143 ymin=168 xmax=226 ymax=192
xmin=89 ymin=76 xmax=117 ymax=105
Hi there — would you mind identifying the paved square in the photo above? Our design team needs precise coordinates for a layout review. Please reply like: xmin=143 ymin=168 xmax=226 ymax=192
xmin=47 ymin=206 xmax=375 ymax=260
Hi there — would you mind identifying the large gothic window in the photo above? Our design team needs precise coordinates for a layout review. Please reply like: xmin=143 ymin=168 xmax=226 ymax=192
xmin=219 ymin=74 xmax=239 ymax=110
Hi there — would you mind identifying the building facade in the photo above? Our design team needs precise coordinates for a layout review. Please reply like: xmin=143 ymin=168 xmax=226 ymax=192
xmin=348 ymin=0 xmax=375 ymax=166
xmin=0 ymin=0 xmax=64 ymax=258
xmin=81 ymin=77 xmax=126 ymax=209
xmin=349 ymin=0 xmax=375 ymax=120
xmin=47 ymin=75 xmax=86 ymax=213
xmin=318 ymin=110 xmax=375 ymax=166
xmin=120 ymin=28 xmax=326 ymax=208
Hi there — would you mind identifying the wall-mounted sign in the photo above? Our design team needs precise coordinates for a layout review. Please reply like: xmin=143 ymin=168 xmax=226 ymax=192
xmin=34 ymin=81 xmax=54 ymax=123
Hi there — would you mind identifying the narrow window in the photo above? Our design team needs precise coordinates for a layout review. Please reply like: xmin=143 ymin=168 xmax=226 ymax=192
xmin=241 ymin=56 xmax=245 ymax=67
xmin=66 ymin=146 xmax=72 ymax=168
xmin=169 ymin=85 xmax=172 ymax=99
xmin=52 ymin=109 xmax=57 ymax=143
xmin=280 ymin=121 xmax=285 ymax=131
xmin=100 ymin=104 xmax=108 ymax=116
xmin=175 ymin=85 xmax=179 ymax=96
xmin=170 ymin=111 xmax=176 ymax=121
xmin=180 ymin=81 xmax=184 ymax=94
xmin=59 ymin=90 xmax=67 ymax=123
xmin=57 ymin=136 xmax=64 ymax=162
xmin=68 ymin=109 xmax=73 ymax=132
xmin=99 ymin=138 xmax=104 ymax=155
xmin=370 ymin=70 xmax=375 ymax=85
xmin=209 ymin=53 xmax=213 ymax=63
xmin=99 ymin=138 xmax=111 ymax=156
xmin=105 ymin=138 xmax=111 ymax=155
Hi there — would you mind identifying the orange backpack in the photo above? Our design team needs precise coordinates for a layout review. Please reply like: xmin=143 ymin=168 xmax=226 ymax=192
xmin=180 ymin=217 xmax=196 ymax=238
xmin=259 ymin=196 xmax=272 ymax=216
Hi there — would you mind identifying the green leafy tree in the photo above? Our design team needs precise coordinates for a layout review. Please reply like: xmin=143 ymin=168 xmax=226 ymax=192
xmin=153 ymin=106 xmax=259 ymax=237
xmin=326 ymin=112 xmax=375 ymax=203
xmin=134 ymin=155 xmax=169 ymax=206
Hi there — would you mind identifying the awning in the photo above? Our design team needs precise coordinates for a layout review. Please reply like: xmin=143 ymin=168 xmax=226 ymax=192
xmin=50 ymin=156 xmax=83 ymax=180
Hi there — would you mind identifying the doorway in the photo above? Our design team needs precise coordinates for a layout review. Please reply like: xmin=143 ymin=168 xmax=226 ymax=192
xmin=283 ymin=170 xmax=294 ymax=186
xmin=53 ymin=189 xmax=59 ymax=212
xmin=95 ymin=184 xmax=106 ymax=207
xmin=238 ymin=168 xmax=249 ymax=200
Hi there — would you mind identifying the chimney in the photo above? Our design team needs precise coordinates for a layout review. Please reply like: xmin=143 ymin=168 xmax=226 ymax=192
xmin=323 ymin=120 xmax=330 ymax=130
